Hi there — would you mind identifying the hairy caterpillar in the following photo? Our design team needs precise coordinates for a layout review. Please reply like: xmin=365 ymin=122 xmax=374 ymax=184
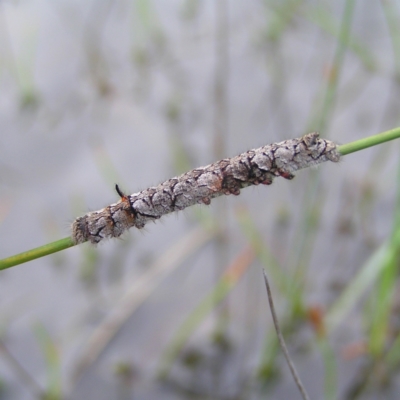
xmin=72 ymin=132 xmax=340 ymax=244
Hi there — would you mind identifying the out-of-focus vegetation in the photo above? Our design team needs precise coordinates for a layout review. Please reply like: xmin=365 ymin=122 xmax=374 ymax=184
xmin=1 ymin=1 xmax=400 ymax=399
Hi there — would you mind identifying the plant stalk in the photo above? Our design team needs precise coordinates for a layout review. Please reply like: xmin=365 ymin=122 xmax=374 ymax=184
xmin=1 ymin=127 xmax=400 ymax=271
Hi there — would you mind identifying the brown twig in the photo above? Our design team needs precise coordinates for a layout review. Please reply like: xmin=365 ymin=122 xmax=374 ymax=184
xmin=0 ymin=339 xmax=45 ymax=398
xmin=262 ymin=268 xmax=311 ymax=400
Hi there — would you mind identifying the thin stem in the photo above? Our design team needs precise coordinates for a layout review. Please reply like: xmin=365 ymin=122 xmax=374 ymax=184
xmin=315 ymin=0 xmax=356 ymax=133
xmin=262 ymin=268 xmax=311 ymax=400
xmin=337 ymin=126 xmax=400 ymax=156
xmin=1 ymin=127 xmax=400 ymax=270
xmin=0 ymin=339 xmax=45 ymax=398
xmin=0 ymin=237 xmax=74 ymax=270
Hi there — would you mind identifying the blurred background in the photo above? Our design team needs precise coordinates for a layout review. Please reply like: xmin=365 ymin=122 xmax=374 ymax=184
xmin=1 ymin=0 xmax=400 ymax=399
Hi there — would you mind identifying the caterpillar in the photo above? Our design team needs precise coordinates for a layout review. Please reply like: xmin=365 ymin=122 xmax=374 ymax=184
xmin=72 ymin=132 xmax=340 ymax=244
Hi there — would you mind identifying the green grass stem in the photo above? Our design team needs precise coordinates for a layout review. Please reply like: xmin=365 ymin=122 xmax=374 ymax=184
xmin=337 ymin=126 xmax=400 ymax=156
xmin=305 ymin=5 xmax=375 ymax=72
xmin=314 ymin=0 xmax=356 ymax=133
xmin=367 ymin=140 xmax=400 ymax=356
xmin=289 ymin=0 xmax=355 ymax=306
xmin=318 ymin=337 xmax=337 ymax=400
xmin=34 ymin=323 xmax=62 ymax=400
xmin=1 ymin=126 xmax=400 ymax=271
xmin=0 ymin=237 xmax=74 ymax=271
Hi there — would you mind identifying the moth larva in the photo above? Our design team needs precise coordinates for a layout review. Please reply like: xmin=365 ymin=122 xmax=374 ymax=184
xmin=72 ymin=132 xmax=340 ymax=244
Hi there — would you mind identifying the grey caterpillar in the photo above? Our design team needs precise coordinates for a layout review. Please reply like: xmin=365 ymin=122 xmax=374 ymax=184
xmin=72 ymin=132 xmax=340 ymax=245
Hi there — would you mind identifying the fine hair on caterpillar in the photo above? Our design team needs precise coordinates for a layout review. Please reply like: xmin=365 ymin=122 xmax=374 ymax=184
xmin=72 ymin=132 xmax=340 ymax=245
